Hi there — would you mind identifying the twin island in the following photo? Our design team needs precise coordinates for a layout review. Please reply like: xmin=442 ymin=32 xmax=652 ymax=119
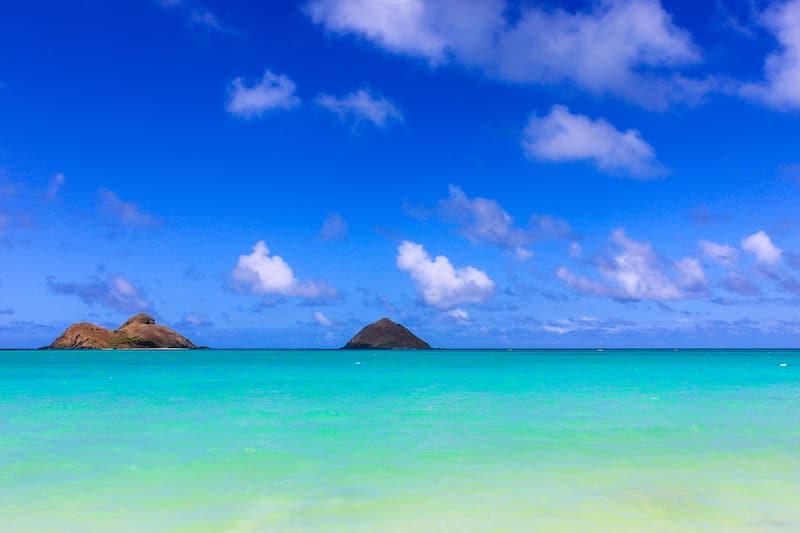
xmin=43 ymin=314 xmax=431 ymax=350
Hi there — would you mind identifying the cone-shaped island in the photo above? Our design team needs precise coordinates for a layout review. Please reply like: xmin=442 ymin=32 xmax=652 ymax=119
xmin=342 ymin=317 xmax=431 ymax=350
xmin=43 ymin=313 xmax=202 ymax=349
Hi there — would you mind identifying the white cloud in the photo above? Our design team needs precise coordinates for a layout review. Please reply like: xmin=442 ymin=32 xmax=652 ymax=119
xmin=48 ymin=273 xmax=151 ymax=313
xmin=396 ymin=240 xmax=494 ymax=309
xmin=231 ymin=241 xmax=338 ymax=300
xmin=557 ymin=229 xmax=706 ymax=301
xmin=434 ymin=185 xmax=570 ymax=256
xmin=45 ymin=172 xmax=65 ymax=200
xmin=226 ymin=70 xmax=301 ymax=118
xmin=445 ymin=307 xmax=471 ymax=324
xmin=698 ymin=239 xmax=739 ymax=266
xmin=316 ymin=89 xmax=403 ymax=127
xmin=320 ymin=213 xmax=348 ymax=240
xmin=741 ymin=230 xmax=782 ymax=265
xmin=740 ymin=0 xmax=800 ymax=110
xmin=99 ymin=189 xmax=160 ymax=227
xmin=569 ymin=242 xmax=583 ymax=258
xmin=522 ymin=106 xmax=664 ymax=178
xmin=307 ymin=0 xmax=703 ymax=107
xmin=313 ymin=311 xmax=333 ymax=326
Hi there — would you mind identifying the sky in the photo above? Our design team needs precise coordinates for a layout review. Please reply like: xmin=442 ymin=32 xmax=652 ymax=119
xmin=2 ymin=0 xmax=800 ymax=348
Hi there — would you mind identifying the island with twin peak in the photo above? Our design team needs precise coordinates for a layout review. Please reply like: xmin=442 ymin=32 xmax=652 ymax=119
xmin=43 ymin=313 xmax=204 ymax=350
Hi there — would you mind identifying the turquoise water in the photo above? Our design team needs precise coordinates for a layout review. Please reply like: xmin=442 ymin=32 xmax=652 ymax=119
xmin=1 ymin=349 xmax=799 ymax=532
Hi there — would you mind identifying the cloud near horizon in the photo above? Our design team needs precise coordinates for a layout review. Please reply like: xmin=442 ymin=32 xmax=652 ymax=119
xmin=396 ymin=240 xmax=495 ymax=309
xmin=47 ymin=272 xmax=152 ymax=313
xmin=698 ymin=239 xmax=739 ymax=266
xmin=741 ymin=230 xmax=782 ymax=265
xmin=522 ymin=106 xmax=665 ymax=178
xmin=231 ymin=241 xmax=338 ymax=300
xmin=558 ymin=229 xmax=707 ymax=301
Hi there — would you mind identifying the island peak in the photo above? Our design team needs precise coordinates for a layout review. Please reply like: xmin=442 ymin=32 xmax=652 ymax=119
xmin=342 ymin=317 xmax=431 ymax=350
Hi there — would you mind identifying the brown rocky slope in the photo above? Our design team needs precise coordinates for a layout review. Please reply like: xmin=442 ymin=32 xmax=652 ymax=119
xmin=44 ymin=313 xmax=202 ymax=349
xmin=342 ymin=317 xmax=431 ymax=350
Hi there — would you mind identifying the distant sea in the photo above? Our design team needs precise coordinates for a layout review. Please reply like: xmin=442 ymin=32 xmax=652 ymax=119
xmin=1 ymin=349 xmax=798 ymax=531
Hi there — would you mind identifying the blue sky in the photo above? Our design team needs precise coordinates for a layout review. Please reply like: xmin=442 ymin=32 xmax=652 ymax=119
xmin=2 ymin=0 xmax=800 ymax=348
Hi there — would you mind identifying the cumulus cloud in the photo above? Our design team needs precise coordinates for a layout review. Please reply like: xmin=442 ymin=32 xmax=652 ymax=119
xmin=432 ymin=185 xmax=570 ymax=258
xmin=741 ymin=230 xmax=782 ymax=265
xmin=47 ymin=273 xmax=151 ymax=313
xmin=230 ymin=241 xmax=338 ymax=300
xmin=226 ymin=70 xmax=301 ymax=118
xmin=522 ymin=106 xmax=664 ymax=178
xmin=698 ymin=239 xmax=739 ymax=266
xmin=740 ymin=0 xmax=800 ymax=110
xmin=320 ymin=213 xmax=348 ymax=240
xmin=396 ymin=240 xmax=494 ymax=309
xmin=316 ymin=89 xmax=403 ymax=127
xmin=557 ymin=229 xmax=707 ymax=301
xmin=307 ymin=0 xmax=703 ymax=107
xmin=45 ymin=172 xmax=65 ymax=200
xmin=99 ymin=189 xmax=160 ymax=227
xmin=313 ymin=311 xmax=333 ymax=326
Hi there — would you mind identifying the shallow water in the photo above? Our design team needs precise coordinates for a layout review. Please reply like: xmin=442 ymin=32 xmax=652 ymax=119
xmin=1 ymin=349 xmax=798 ymax=531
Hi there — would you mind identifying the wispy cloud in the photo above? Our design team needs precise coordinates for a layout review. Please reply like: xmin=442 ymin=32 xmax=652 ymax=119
xmin=161 ymin=0 xmax=242 ymax=36
xmin=698 ymin=239 xmax=739 ymax=266
xmin=45 ymin=172 xmax=65 ymax=200
xmin=419 ymin=185 xmax=571 ymax=259
xmin=47 ymin=272 xmax=152 ymax=313
xmin=99 ymin=189 xmax=160 ymax=227
xmin=320 ymin=213 xmax=348 ymax=240
xmin=523 ymin=106 xmax=665 ymax=178
xmin=226 ymin=70 xmax=301 ymax=119
xmin=313 ymin=311 xmax=333 ymax=326
xmin=316 ymin=89 xmax=403 ymax=127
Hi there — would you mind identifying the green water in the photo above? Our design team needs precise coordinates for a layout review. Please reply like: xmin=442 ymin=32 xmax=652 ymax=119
xmin=1 ymin=349 xmax=798 ymax=531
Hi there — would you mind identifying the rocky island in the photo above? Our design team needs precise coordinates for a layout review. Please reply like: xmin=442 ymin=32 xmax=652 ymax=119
xmin=43 ymin=313 xmax=203 ymax=349
xmin=342 ymin=317 xmax=431 ymax=350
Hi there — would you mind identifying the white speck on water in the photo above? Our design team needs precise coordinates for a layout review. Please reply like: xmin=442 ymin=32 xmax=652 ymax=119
xmin=779 ymin=362 xmax=788 ymax=367
xmin=355 ymin=361 xmax=361 ymax=365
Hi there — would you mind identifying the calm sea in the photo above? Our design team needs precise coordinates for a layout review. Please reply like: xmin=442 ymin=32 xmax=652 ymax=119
xmin=1 ymin=349 xmax=798 ymax=531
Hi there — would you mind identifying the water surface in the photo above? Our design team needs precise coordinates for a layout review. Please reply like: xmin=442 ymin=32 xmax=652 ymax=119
xmin=1 ymin=349 xmax=798 ymax=531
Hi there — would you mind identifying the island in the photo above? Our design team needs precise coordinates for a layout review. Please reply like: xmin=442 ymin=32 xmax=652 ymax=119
xmin=43 ymin=313 xmax=203 ymax=349
xmin=342 ymin=317 xmax=431 ymax=350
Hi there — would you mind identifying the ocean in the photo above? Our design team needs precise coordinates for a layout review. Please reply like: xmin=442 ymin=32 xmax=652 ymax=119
xmin=1 ymin=349 xmax=798 ymax=532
